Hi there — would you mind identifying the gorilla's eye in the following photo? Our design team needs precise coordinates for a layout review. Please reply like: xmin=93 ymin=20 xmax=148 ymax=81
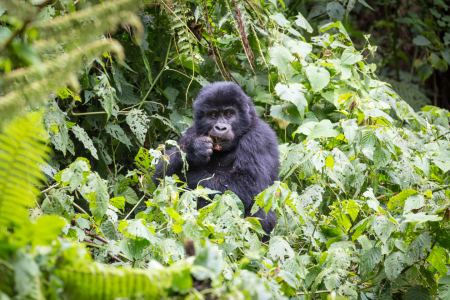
xmin=210 ymin=112 xmax=216 ymax=118
xmin=225 ymin=111 xmax=233 ymax=117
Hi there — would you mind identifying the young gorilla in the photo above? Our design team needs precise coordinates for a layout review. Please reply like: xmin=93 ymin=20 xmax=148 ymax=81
xmin=153 ymin=82 xmax=279 ymax=240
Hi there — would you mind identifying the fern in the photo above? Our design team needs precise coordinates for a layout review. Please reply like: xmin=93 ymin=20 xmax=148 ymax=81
xmin=0 ymin=112 xmax=49 ymax=230
xmin=55 ymin=259 xmax=191 ymax=299
xmin=0 ymin=0 xmax=143 ymax=127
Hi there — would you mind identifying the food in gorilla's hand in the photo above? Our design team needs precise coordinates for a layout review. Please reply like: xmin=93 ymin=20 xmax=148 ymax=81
xmin=213 ymin=144 xmax=222 ymax=151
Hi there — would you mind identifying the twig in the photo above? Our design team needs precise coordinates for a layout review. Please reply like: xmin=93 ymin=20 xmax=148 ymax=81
xmin=202 ymin=0 xmax=229 ymax=81
xmin=83 ymin=229 xmax=109 ymax=244
xmin=230 ymin=0 xmax=255 ymax=74
xmin=137 ymin=38 xmax=172 ymax=110
xmin=73 ymin=202 xmax=90 ymax=216
xmin=124 ymin=194 xmax=146 ymax=220
xmin=40 ymin=183 xmax=59 ymax=194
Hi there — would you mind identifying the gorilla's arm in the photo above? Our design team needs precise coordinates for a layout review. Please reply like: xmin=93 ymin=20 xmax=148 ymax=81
xmin=152 ymin=127 xmax=213 ymax=182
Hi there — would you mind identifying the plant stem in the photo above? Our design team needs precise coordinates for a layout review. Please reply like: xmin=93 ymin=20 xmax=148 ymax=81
xmin=137 ymin=38 xmax=172 ymax=110
xmin=124 ymin=194 xmax=146 ymax=220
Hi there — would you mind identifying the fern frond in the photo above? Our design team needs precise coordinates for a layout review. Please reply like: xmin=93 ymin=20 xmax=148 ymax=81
xmin=35 ymin=10 xmax=143 ymax=49
xmin=0 ymin=112 xmax=49 ymax=230
xmin=0 ymin=40 xmax=124 ymax=125
xmin=56 ymin=259 xmax=191 ymax=299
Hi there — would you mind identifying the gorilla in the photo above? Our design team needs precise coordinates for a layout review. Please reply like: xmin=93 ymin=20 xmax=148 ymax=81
xmin=153 ymin=82 xmax=279 ymax=240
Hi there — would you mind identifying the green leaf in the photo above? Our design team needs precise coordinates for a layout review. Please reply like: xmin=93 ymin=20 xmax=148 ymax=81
xmin=59 ymin=157 xmax=91 ymax=192
xmin=83 ymin=173 xmax=109 ymax=221
xmin=71 ymin=125 xmax=98 ymax=160
xmin=305 ymin=65 xmax=330 ymax=92
xmin=341 ymin=46 xmax=363 ymax=65
xmin=403 ymin=286 xmax=431 ymax=300
xmin=270 ymin=13 xmax=290 ymax=27
xmin=308 ymin=120 xmax=340 ymax=139
xmin=124 ymin=219 xmax=155 ymax=244
xmin=0 ymin=26 xmax=12 ymax=43
xmin=342 ymin=119 xmax=358 ymax=144
xmin=105 ymin=123 xmax=133 ymax=150
xmin=373 ymin=215 xmax=395 ymax=244
xmin=374 ymin=146 xmax=391 ymax=168
xmin=387 ymin=189 xmax=418 ymax=211
xmin=404 ymin=194 xmax=425 ymax=214
xmin=358 ymin=0 xmax=373 ymax=10
xmin=413 ymin=35 xmax=431 ymax=46
xmin=268 ymin=236 xmax=295 ymax=262
xmin=285 ymin=39 xmax=312 ymax=59
xmin=31 ymin=216 xmax=66 ymax=247
xmin=384 ymin=251 xmax=405 ymax=281
xmin=275 ymin=83 xmax=308 ymax=117
xmin=326 ymin=2 xmax=345 ymax=21
xmin=427 ymin=246 xmax=448 ymax=275
xmin=403 ymin=213 xmax=442 ymax=224
xmin=126 ymin=109 xmax=149 ymax=145
xmin=269 ymin=44 xmax=294 ymax=72
xmin=295 ymin=13 xmax=313 ymax=33
xmin=360 ymin=247 xmax=381 ymax=279
xmin=405 ymin=233 xmax=432 ymax=265
xmin=192 ymin=244 xmax=223 ymax=280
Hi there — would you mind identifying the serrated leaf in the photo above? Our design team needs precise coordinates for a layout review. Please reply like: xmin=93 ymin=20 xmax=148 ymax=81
xmin=360 ymin=247 xmax=381 ymax=279
xmin=83 ymin=173 xmax=109 ymax=221
xmin=285 ymin=39 xmax=312 ymax=58
xmin=373 ymin=215 xmax=395 ymax=244
xmin=305 ymin=65 xmax=330 ymax=92
xmin=308 ymin=120 xmax=339 ymax=139
xmin=124 ymin=219 xmax=155 ymax=244
xmin=268 ymin=236 xmax=295 ymax=262
xmin=404 ymin=194 xmax=425 ymax=214
xmin=105 ymin=123 xmax=133 ymax=150
xmin=384 ymin=251 xmax=405 ymax=281
xmin=341 ymin=119 xmax=358 ymax=144
xmin=71 ymin=125 xmax=98 ymax=160
xmin=427 ymin=246 xmax=448 ymax=275
xmin=126 ymin=109 xmax=149 ymax=145
xmin=403 ymin=286 xmax=431 ymax=300
xmin=405 ymin=233 xmax=432 ymax=265
xmin=374 ymin=146 xmax=391 ymax=168
xmin=387 ymin=189 xmax=418 ymax=211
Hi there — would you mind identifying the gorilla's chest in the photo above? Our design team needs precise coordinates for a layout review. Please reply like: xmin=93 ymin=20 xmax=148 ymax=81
xmin=188 ymin=151 xmax=235 ymax=175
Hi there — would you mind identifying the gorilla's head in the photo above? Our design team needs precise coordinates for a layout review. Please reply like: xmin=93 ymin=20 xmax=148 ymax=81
xmin=193 ymin=82 xmax=257 ymax=152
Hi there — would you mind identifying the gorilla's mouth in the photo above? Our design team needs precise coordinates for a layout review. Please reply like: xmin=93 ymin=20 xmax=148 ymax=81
xmin=211 ymin=136 xmax=226 ymax=143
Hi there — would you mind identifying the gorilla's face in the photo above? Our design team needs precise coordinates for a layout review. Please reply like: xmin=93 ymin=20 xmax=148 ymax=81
xmin=193 ymin=81 xmax=257 ymax=152
xmin=204 ymin=106 xmax=237 ymax=151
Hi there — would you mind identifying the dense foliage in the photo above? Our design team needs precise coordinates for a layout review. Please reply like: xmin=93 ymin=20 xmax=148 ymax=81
xmin=1 ymin=0 xmax=450 ymax=299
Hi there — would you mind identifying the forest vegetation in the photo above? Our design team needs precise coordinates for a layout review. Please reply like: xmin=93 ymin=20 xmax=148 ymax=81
xmin=1 ymin=0 xmax=450 ymax=299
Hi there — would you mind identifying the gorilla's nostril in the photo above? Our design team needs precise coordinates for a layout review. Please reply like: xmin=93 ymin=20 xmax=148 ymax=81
xmin=214 ymin=125 xmax=227 ymax=132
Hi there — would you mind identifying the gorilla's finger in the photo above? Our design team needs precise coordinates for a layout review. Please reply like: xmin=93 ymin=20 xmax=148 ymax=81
xmin=206 ymin=142 xmax=213 ymax=148
xmin=198 ymin=136 xmax=213 ymax=143
xmin=206 ymin=149 xmax=213 ymax=156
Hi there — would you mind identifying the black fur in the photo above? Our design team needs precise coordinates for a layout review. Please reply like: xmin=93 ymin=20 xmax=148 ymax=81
xmin=153 ymin=82 xmax=279 ymax=240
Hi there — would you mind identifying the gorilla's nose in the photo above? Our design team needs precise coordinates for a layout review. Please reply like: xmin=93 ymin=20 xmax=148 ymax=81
xmin=214 ymin=124 xmax=228 ymax=132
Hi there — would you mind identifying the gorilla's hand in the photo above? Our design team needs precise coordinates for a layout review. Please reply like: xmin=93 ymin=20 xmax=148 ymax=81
xmin=185 ymin=136 xmax=213 ymax=165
